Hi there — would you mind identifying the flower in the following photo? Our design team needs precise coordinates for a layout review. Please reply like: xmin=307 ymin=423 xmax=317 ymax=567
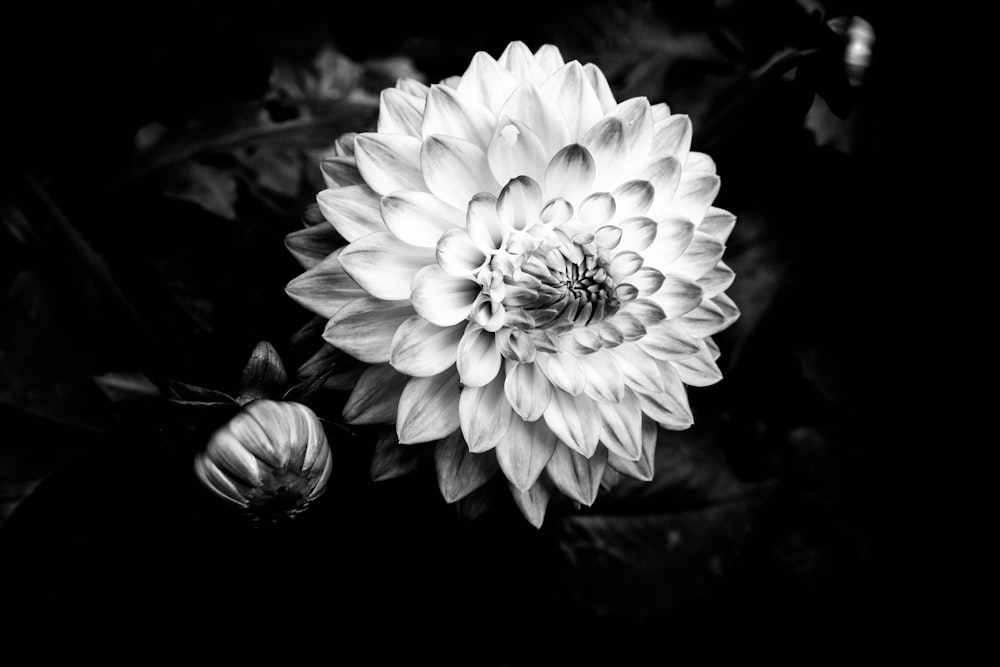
xmin=285 ymin=41 xmax=739 ymax=526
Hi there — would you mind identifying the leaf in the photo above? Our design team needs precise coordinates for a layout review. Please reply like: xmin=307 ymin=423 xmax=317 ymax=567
xmin=161 ymin=161 xmax=238 ymax=220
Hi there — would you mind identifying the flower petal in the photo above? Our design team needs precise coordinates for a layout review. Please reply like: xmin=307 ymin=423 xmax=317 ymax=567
xmin=652 ymin=114 xmax=692 ymax=163
xmin=610 ymin=343 xmax=666 ymax=394
xmin=546 ymin=443 xmax=607 ymax=506
xmin=698 ymin=261 xmax=736 ymax=298
xmin=436 ymin=228 xmax=489 ymax=277
xmin=497 ymin=176 xmax=543 ymax=232
xmin=670 ymin=232 xmax=726 ymax=280
xmin=671 ymin=339 xmax=724 ymax=387
xmin=647 ymin=274 xmax=703 ymax=319
xmin=457 ymin=322 xmax=502 ymax=387
xmin=285 ymin=247 xmax=366 ymax=318
xmin=677 ymin=298 xmax=728 ymax=338
xmin=579 ymin=192 xmax=616 ymax=227
xmin=583 ymin=116 xmax=630 ymax=189
xmin=670 ymin=173 xmax=720 ymax=224
xmin=457 ymin=51 xmax=521 ymax=114
xmin=487 ymin=118 xmax=549 ymax=186
xmin=543 ymin=388 xmax=602 ymax=457
xmin=499 ymin=82 xmax=569 ymax=156
xmin=578 ymin=349 xmax=625 ymax=403
xmin=343 ymin=363 xmax=410 ymax=424
xmin=618 ymin=216 xmax=658 ymax=252
xmin=650 ymin=102 xmax=671 ymax=124
xmin=459 ymin=370 xmax=514 ymax=452
xmin=410 ymin=264 xmax=480 ymax=326
xmin=499 ymin=40 xmax=545 ymax=85
xmin=339 ymin=231 xmax=436 ymax=300
xmin=541 ymin=61 xmax=604 ymax=141
xmin=421 ymin=83 xmax=496 ymax=148
xmin=285 ymin=222 xmax=344 ymax=269
xmin=389 ymin=315 xmax=464 ymax=377
xmin=685 ymin=151 xmax=717 ymax=175
xmin=608 ymin=416 xmax=657 ymax=481
xmin=378 ymin=88 xmax=423 ymax=137
xmin=320 ymin=156 xmax=365 ymax=189
xmin=698 ymin=207 xmax=737 ymax=243
xmin=371 ymin=428 xmax=427 ymax=481
xmin=397 ymin=367 xmax=462 ymax=444
xmin=630 ymin=267 xmax=665 ymax=296
xmin=608 ymin=250 xmax=643 ymax=281
xmin=597 ymin=388 xmax=643 ymax=461
xmin=466 ymin=192 xmax=507 ymax=252
xmin=422 ymin=135 xmax=500 ymax=210
xmin=323 ymin=296 xmax=415 ymax=363
xmin=641 ymin=216 xmax=694 ymax=267
xmin=637 ymin=320 xmax=700 ymax=360
xmin=354 ymin=133 xmax=427 ymax=195
xmin=642 ymin=156 xmax=682 ymax=219
xmin=434 ymin=430 xmax=498 ymax=503
xmin=637 ymin=362 xmax=693 ymax=429
xmin=583 ymin=62 xmax=617 ymax=113
xmin=545 ymin=144 xmax=596 ymax=206
xmin=536 ymin=351 xmax=586 ymax=395
xmin=612 ymin=180 xmax=654 ymax=219
xmin=504 ymin=361 xmax=553 ymax=421
xmin=509 ymin=477 xmax=552 ymax=528
xmin=496 ymin=415 xmax=557 ymax=491
xmin=317 ymin=185 xmax=384 ymax=242
xmin=380 ymin=191 xmax=466 ymax=248
xmin=611 ymin=97 xmax=654 ymax=155
xmin=534 ymin=44 xmax=565 ymax=77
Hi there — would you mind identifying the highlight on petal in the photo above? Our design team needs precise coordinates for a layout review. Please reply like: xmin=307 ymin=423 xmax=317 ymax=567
xmin=421 ymin=135 xmax=500 ymax=210
xmin=578 ymin=349 xmax=625 ymax=403
xmin=389 ymin=315 xmax=464 ymax=377
xmin=487 ymin=118 xmax=548 ymax=186
xmin=378 ymin=88 xmax=423 ymax=137
xmin=611 ymin=97 xmax=654 ymax=154
xmin=466 ymin=192 xmax=507 ymax=252
xmin=497 ymin=176 xmax=543 ymax=232
xmin=510 ymin=477 xmax=552 ymax=528
xmin=323 ymin=297 xmax=415 ymax=363
xmin=536 ymin=351 xmax=586 ymax=395
xmin=545 ymin=144 xmax=595 ymax=206
xmin=650 ymin=102 xmax=671 ymax=124
xmin=342 ymin=363 xmax=410 ymax=424
xmin=504 ymin=361 xmax=553 ymax=421
xmin=285 ymin=248 xmax=366 ymax=318
xmin=380 ymin=191 xmax=465 ymax=248
xmin=543 ymin=388 xmax=601 ymax=457
xmin=546 ymin=443 xmax=607 ymax=506
xmin=459 ymin=370 xmax=513 ymax=452
xmin=410 ymin=265 xmax=480 ymax=326
xmin=534 ymin=44 xmax=565 ymax=77
xmin=608 ymin=416 xmax=657 ymax=481
xmin=434 ymin=430 xmax=498 ymax=503
xmin=499 ymin=82 xmax=569 ymax=156
xmin=317 ymin=185 xmax=384 ymax=242
xmin=436 ymin=228 xmax=488 ymax=276
xmin=354 ymin=133 xmax=426 ymax=195
xmin=397 ymin=367 xmax=462 ymax=444
xmin=456 ymin=322 xmax=502 ymax=387
xmin=421 ymin=83 xmax=496 ymax=148
xmin=597 ymin=388 xmax=643 ymax=461
xmin=338 ymin=231 xmax=435 ymax=300
xmin=541 ymin=61 xmax=604 ymax=141
xmin=579 ymin=192 xmax=616 ymax=227
xmin=457 ymin=51 xmax=521 ymax=114
xmin=496 ymin=415 xmax=557 ymax=491
xmin=320 ymin=156 xmax=365 ymax=189
xmin=685 ymin=151 xmax=717 ymax=175
xmin=583 ymin=62 xmax=617 ymax=112
xmin=499 ymin=40 xmax=545 ymax=85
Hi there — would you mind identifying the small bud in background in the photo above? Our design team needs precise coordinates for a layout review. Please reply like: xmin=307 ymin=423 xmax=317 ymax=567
xmin=236 ymin=341 xmax=288 ymax=406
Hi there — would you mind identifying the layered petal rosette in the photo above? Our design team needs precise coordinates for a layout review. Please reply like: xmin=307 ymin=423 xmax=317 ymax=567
xmin=286 ymin=41 xmax=739 ymax=526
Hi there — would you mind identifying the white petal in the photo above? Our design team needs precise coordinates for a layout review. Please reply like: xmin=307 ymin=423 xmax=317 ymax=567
xmin=608 ymin=415 xmax=657 ymax=481
xmin=324 ymin=297 xmax=415 ymax=363
xmin=422 ymin=135 xmax=500 ymax=210
xmin=457 ymin=51 xmax=521 ymax=114
xmin=421 ymin=83 xmax=496 ymax=148
xmin=612 ymin=180 xmax=654 ymax=219
xmin=610 ymin=343 xmax=666 ymax=394
xmin=534 ymin=44 xmax=565 ymax=77
xmin=380 ymin=190 xmax=465 ymax=248
xmin=339 ymin=231 xmax=435 ymax=300
xmin=536 ymin=351 xmax=586 ymax=395
xmin=677 ymin=298 xmax=728 ymax=338
xmin=647 ymin=274 xmax=703 ymax=319
xmin=630 ymin=267 xmax=665 ymax=296
xmin=354 ymin=133 xmax=426 ymax=195
xmin=611 ymin=97 xmax=654 ymax=155
xmin=497 ymin=176 xmax=542 ymax=232
xmin=583 ymin=62 xmax=617 ymax=112
xmin=487 ymin=118 xmax=548 ymax=186
xmin=378 ymin=88 xmax=423 ymax=137
xmin=546 ymin=444 xmax=607 ymax=506
xmin=320 ymin=156 xmax=365 ymax=189
xmin=544 ymin=144 xmax=595 ymax=206
xmin=499 ymin=40 xmax=545 ymax=85
xmin=436 ymin=228 xmax=488 ymax=277
xmin=578 ymin=349 xmax=625 ymax=403
xmin=669 ymin=232 xmax=725 ymax=280
xmin=456 ymin=322 xmax=501 ymax=387
xmin=618 ymin=216 xmax=658 ymax=252
xmin=698 ymin=207 xmax=737 ymax=243
xmin=285 ymin=248 xmax=366 ymax=318
xmin=541 ymin=61 xmax=604 ymax=141
xmin=597 ymin=388 xmax=642 ymax=461
xmin=396 ymin=77 xmax=430 ymax=99
xmin=621 ymin=298 xmax=666 ymax=327
xmin=284 ymin=222 xmax=342 ymax=269
xmin=410 ymin=264 xmax=480 ymax=326
xmin=685 ymin=151 xmax=717 ymax=175
xmin=389 ymin=315 xmax=464 ymax=377
xmin=434 ymin=430 xmax=498 ymax=503
xmin=496 ymin=415 xmax=557 ymax=491
xmin=698 ymin=261 xmax=736 ymax=298
xmin=642 ymin=156 xmax=682 ymax=219
xmin=669 ymin=173 xmax=720 ymax=224
xmin=637 ymin=320 xmax=700 ymax=360
xmin=712 ymin=292 xmax=740 ymax=324
xmin=342 ymin=364 xmax=410 ymax=424
xmin=650 ymin=103 xmax=671 ymax=124
xmin=509 ymin=478 xmax=551 ymax=527
xmin=671 ymin=339 xmax=724 ymax=386
xmin=543 ymin=388 xmax=601 ymax=456
xmin=459 ymin=370 xmax=513 ymax=452
xmin=652 ymin=114 xmax=692 ymax=163
xmin=466 ymin=192 xmax=507 ymax=252
xmin=504 ymin=361 xmax=553 ymax=421
xmin=637 ymin=362 xmax=693 ymax=429
xmin=579 ymin=192 xmax=616 ymax=227
xmin=498 ymin=82 xmax=569 ymax=156
xmin=641 ymin=216 xmax=694 ymax=267
xmin=608 ymin=250 xmax=643 ymax=281
xmin=583 ymin=117 xmax=630 ymax=189
xmin=396 ymin=367 xmax=462 ymax=444
xmin=317 ymin=185 xmax=384 ymax=242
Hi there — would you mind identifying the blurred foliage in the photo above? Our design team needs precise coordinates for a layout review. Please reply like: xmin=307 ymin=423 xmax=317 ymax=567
xmin=0 ymin=0 xmax=901 ymax=658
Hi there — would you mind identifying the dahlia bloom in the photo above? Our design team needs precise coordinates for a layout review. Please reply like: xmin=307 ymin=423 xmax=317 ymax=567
xmin=286 ymin=41 xmax=738 ymax=526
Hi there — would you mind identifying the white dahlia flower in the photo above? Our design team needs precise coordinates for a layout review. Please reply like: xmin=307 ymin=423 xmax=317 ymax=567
xmin=286 ymin=41 xmax=739 ymax=526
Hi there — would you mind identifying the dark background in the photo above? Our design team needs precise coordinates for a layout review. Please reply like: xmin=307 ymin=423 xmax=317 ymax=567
xmin=0 ymin=0 xmax=933 ymax=661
